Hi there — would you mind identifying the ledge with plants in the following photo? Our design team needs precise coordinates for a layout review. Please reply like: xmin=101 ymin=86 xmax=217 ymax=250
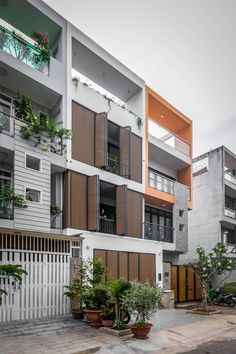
xmin=72 ymin=76 xmax=143 ymax=131
xmin=13 ymin=92 xmax=72 ymax=155
xmin=0 ymin=185 xmax=27 ymax=217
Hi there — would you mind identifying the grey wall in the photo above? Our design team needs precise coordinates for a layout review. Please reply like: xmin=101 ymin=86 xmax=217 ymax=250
xmin=173 ymin=182 xmax=189 ymax=253
xmin=181 ymin=148 xmax=224 ymax=262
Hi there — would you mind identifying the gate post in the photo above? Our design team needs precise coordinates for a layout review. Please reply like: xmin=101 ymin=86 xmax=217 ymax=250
xmin=42 ymin=254 xmax=48 ymax=317
xmin=11 ymin=252 xmax=20 ymax=321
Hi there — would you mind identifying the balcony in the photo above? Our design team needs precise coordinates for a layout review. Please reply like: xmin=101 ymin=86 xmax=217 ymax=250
xmin=225 ymin=207 xmax=236 ymax=220
xmin=0 ymin=24 xmax=49 ymax=75
xmin=144 ymin=222 xmax=174 ymax=243
xmin=225 ymin=171 xmax=236 ymax=186
xmin=0 ymin=110 xmax=67 ymax=156
xmin=0 ymin=111 xmax=14 ymax=137
xmin=148 ymin=120 xmax=190 ymax=157
xmin=101 ymin=156 xmax=130 ymax=178
xmin=148 ymin=170 xmax=174 ymax=195
xmin=99 ymin=218 xmax=116 ymax=235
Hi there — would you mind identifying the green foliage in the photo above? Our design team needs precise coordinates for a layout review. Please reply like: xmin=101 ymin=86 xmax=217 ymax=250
xmin=122 ymin=281 xmax=163 ymax=326
xmin=101 ymin=306 xmax=116 ymax=320
xmin=112 ymin=319 xmax=126 ymax=330
xmin=222 ymin=282 xmax=236 ymax=294
xmin=108 ymin=153 xmax=119 ymax=162
xmin=184 ymin=243 xmax=236 ymax=285
xmin=13 ymin=92 xmax=72 ymax=154
xmin=106 ymin=278 xmax=131 ymax=323
xmin=31 ymin=31 xmax=50 ymax=63
xmin=0 ymin=264 xmax=27 ymax=299
xmin=0 ymin=185 xmax=27 ymax=213
xmin=83 ymin=284 xmax=109 ymax=310
xmin=51 ymin=205 xmax=63 ymax=216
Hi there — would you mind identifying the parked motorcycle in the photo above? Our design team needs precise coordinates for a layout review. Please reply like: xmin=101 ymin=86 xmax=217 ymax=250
xmin=212 ymin=288 xmax=235 ymax=307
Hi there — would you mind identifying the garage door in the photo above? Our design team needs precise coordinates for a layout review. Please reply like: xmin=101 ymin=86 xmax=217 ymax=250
xmin=94 ymin=249 xmax=156 ymax=283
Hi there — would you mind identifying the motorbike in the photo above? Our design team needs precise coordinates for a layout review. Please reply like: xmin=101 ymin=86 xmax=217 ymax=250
xmin=212 ymin=288 xmax=235 ymax=307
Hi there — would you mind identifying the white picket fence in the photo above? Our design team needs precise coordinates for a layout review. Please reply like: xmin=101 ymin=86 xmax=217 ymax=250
xmin=0 ymin=233 xmax=79 ymax=322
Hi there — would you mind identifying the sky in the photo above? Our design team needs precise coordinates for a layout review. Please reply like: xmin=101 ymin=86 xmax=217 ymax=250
xmin=44 ymin=0 xmax=236 ymax=157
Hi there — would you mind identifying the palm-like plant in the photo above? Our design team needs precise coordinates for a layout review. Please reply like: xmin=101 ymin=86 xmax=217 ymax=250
xmin=0 ymin=264 xmax=27 ymax=299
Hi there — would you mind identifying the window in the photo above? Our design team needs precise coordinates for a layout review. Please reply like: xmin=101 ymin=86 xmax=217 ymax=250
xmin=25 ymin=154 xmax=41 ymax=171
xmin=179 ymin=224 xmax=185 ymax=232
xmin=179 ymin=209 xmax=184 ymax=217
xmin=25 ymin=188 xmax=41 ymax=203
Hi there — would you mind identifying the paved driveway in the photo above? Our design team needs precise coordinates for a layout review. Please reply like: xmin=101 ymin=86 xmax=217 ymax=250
xmin=0 ymin=309 xmax=236 ymax=354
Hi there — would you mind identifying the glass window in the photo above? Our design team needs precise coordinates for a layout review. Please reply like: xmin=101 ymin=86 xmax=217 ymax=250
xmin=25 ymin=154 xmax=41 ymax=171
xmin=26 ymin=188 xmax=41 ymax=203
xmin=179 ymin=224 xmax=185 ymax=232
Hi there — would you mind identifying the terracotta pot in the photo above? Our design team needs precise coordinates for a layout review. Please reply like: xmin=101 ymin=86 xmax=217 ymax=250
xmin=84 ymin=309 xmax=103 ymax=327
xmin=72 ymin=309 xmax=84 ymax=320
xmin=101 ymin=318 xmax=115 ymax=327
xmin=129 ymin=323 xmax=152 ymax=339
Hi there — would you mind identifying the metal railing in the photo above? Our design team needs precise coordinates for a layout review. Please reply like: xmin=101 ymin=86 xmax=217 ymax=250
xmin=101 ymin=156 xmax=130 ymax=178
xmin=148 ymin=120 xmax=190 ymax=157
xmin=0 ymin=111 xmax=14 ymax=136
xmin=99 ymin=218 xmax=116 ymax=235
xmin=148 ymin=170 xmax=174 ymax=194
xmin=224 ymin=207 xmax=236 ymax=220
xmin=0 ymin=24 xmax=49 ymax=75
xmin=0 ymin=110 xmax=65 ymax=155
xmin=0 ymin=205 xmax=13 ymax=220
xmin=144 ymin=222 xmax=174 ymax=243
xmin=225 ymin=171 xmax=236 ymax=186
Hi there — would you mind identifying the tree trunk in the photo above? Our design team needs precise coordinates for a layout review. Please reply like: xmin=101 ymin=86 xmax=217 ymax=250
xmin=202 ymin=283 xmax=208 ymax=312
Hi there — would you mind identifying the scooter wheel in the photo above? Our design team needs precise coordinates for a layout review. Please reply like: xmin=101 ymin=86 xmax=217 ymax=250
xmin=226 ymin=298 xmax=235 ymax=307
xmin=212 ymin=298 xmax=219 ymax=305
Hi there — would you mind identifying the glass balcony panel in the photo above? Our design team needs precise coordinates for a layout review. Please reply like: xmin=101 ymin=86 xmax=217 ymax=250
xmin=148 ymin=170 xmax=174 ymax=195
xmin=224 ymin=207 xmax=236 ymax=220
xmin=144 ymin=221 xmax=174 ymax=243
xmin=225 ymin=171 xmax=236 ymax=186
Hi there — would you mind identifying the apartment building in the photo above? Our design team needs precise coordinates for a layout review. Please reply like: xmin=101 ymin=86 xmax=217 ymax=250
xmin=181 ymin=146 xmax=236 ymax=283
xmin=0 ymin=0 xmax=193 ymax=320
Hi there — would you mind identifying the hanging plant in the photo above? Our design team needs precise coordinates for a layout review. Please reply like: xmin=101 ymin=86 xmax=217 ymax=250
xmin=13 ymin=92 xmax=72 ymax=154
xmin=31 ymin=31 xmax=50 ymax=63
xmin=0 ymin=186 xmax=27 ymax=213
xmin=72 ymin=76 xmax=143 ymax=130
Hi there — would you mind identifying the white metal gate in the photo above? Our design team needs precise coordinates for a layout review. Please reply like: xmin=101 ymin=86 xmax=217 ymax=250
xmin=0 ymin=232 xmax=80 ymax=322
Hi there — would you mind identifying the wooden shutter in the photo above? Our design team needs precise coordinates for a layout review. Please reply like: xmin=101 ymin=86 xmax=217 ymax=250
xmin=107 ymin=251 xmax=118 ymax=280
xmin=130 ymin=133 xmax=142 ymax=183
xmin=63 ymin=171 xmax=87 ymax=229
xmin=140 ymin=254 xmax=156 ymax=283
xmin=88 ymin=175 xmax=99 ymax=231
xmin=119 ymin=252 xmax=128 ymax=279
xmin=116 ymin=185 xmax=127 ymax=235
xmin=120 ymin=126 xmax=131 ymax=178
xmin=72 ymin=101 xmax=95 ymax=165
xmin=127 ymin=190 xmax=143 ymax=238
xmin=128 ymin=253 xmax=139 ymax=281
xmin=179 ymin=266 xmax=187 ymax=302
xmin=95 ymin=112 xmax=108 ymax=167
xmin=171 ymin=265 xmax=178 ymax=302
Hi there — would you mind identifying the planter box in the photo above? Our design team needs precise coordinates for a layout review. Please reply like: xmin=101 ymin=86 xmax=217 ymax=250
xmin=187 ymin=308 xmax=222 ymax=315
xmin=100 ymin=327 xmax=131 ymax=337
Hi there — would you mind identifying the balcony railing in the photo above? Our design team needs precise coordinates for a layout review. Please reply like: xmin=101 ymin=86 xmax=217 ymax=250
xmin=0 ymin=205 xmax=13 ymax=220
xmin=224 ymin=207 xmax=236 ymax=220
xmin=99 ymin=218 xmax=116 ymax=235
xmin=225 ymin=171 xmax=236 ymax=186
xmin=148 ymin=170 xmax=174 ymax=194
xmin=0 ymin=111 xmax=14 ymax=137
xmin=144 ymin=222 xmax=174 ymax=243
xmin=148 ymin=120 xmax=190 ymax=157
xmin=0 ymin=24 xmax=49 ymax=75
xmin=101 ymin=156 xmax=130 ymax=178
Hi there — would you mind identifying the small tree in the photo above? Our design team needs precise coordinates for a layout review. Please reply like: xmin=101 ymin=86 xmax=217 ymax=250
xmin=0 ymin=264 xmax=27 ymax=300
xmin=122 ymin=281 xmax=162 ymax=327
xmin=184 ymin=242 xmax=236 ymax=312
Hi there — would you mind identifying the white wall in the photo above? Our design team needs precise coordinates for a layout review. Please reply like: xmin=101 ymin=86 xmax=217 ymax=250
xmin=149 ymin=159 xmax=177 ymax=179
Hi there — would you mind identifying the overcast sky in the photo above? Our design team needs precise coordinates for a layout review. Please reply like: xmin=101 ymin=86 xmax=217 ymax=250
xmin=44 ymin=0 xmax=236 ymax=157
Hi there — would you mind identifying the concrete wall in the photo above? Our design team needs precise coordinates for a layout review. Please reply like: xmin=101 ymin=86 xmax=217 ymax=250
xmin=174 ymin=182 xmax=189 ymax=253
xmin=180 ymin=148 xmax=224 ymax=263
xmin=148 ymin=159 xmax=177 ymax=179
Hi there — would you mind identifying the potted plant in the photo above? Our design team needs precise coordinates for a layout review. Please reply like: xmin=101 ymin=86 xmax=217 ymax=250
xmin=84 ymin=284 xmax=109 ymax=327
xmin=122 ymin=281 xmax=162 ymax=339
xmin=100 ymin=306 xmax=116 ymax=327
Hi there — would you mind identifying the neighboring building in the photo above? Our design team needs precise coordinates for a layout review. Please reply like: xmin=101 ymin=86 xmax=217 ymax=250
xmin=0 ymin=0 xmax=192 ymax=321
xmin=181 ymin=146 xmax=236 ymax=282
xmin=145 ymin=87 xmax=193 ymax=291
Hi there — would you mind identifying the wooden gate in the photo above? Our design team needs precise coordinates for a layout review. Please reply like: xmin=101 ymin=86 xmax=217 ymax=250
xmin=94 ymin=249 xmax=156 ymax=283
xmin=0 ymin=231 xmax=80 ymax=322
xmin=171 ymin=265 xmax=201 ymax=302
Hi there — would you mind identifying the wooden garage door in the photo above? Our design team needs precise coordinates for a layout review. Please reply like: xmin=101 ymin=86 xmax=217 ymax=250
xmin=171 ymin=265 xmax=178 ymax=302
xmin=187 ymin=268 xmax=195 ymax=301
xmin=94 ymin=250 xmax=156 ymax=283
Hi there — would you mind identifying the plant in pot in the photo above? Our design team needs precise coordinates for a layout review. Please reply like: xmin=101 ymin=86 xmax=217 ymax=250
xmin=84 ymin=284 xmax=109 ymax=327
xmin=100 ymin=306 xmax=116 ymax=327
xmin=122 ymin=281 xmax=163 ymax=339
xmin=106 ymin=278 xmax=131 ymax=331
xmin=64 ymin=259 xmax=88 ymax=320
